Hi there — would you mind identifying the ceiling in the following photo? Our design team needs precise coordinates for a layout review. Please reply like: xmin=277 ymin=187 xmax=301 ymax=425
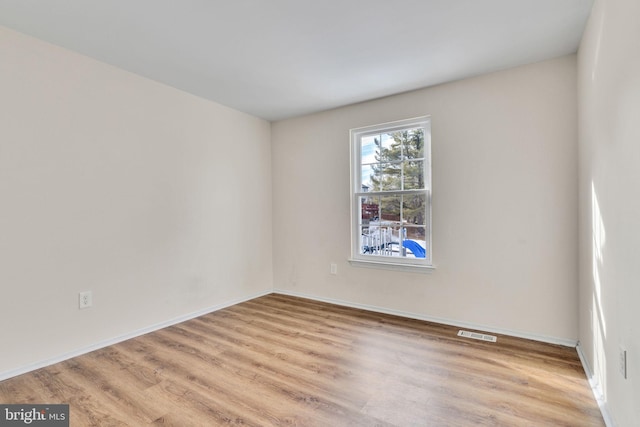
xmin=0 ymin=0 xmax=593 ymax=121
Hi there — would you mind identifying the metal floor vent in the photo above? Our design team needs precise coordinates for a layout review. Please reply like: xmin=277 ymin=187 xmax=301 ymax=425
xmin=457 ymin=330 xmax=497 ymax=342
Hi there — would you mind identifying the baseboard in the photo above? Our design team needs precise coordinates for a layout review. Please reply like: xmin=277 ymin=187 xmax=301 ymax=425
xmin=576 ymin=343 xmax=616 ymax=427
xmin=0 ymin=290 xmax=272 ymax=382
xmin=273 ymin=288 xmax=578 ymax=347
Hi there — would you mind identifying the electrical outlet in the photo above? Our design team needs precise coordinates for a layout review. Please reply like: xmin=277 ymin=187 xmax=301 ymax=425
xmin=79 ymin=291 xmax=92 ymax=309
xmin=330 ymin=263 xmax=337 ymax=275
xmin=619 ymin=346 xmax=627 ymax=379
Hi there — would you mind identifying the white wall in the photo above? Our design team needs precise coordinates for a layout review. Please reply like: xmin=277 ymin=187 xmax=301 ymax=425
xmin=578 ymin=0 xmax=640 ymax=425
xmin=272 ymin=56 xmax=579 ymax=343
xmin=0 ymin=26 xmax=273 ymax=376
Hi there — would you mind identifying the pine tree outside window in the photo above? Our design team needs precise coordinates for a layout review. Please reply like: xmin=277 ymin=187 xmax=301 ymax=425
xmin=349 ymin=117 xmax=433 ymax=271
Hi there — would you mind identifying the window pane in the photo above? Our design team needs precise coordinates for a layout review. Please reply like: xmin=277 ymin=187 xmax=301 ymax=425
xmin=403 ymin=160 xmax=424 ymax=190
xmin=404 ymin=226 xmax=426 ymax=241
xmin=378 ymin=163 xmax=402 ymax=191
xmin=379 ymin=132 xmax=396 ymax=153
xmin=380 ymin=225 xmax=403 ymax=256
xmin=361 ymin=225 xmax=403 ymax=257
xmin=361 ymin=164 xmax=377 ymax=191
xmin=360 ymin=136 xmax=377 ymax=164
xmin=400 ymin=128 xmax=425 ymax=159
xmin=359 ymin=195 xmax=379 ymax=224
xmin=402 ymin=194 xmax=426 ymax=225
xmin=360 ymin=226 xmax=375 ymax=255
xmin=402 ymin=227 xmax=427 ymax=258
xmin=380 ymin=195 xmax=401 ymax=224
xmin=378 ymin=133 xmax=402 ymax=174
xmin=360 ymin=225 xmax=386 ymax=255
xmin=361 ymin=224 xmax=427 ymax=259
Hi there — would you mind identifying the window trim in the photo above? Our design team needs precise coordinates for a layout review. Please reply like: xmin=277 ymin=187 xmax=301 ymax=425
xmin=349 ymin=116 xmax=433 ymax=271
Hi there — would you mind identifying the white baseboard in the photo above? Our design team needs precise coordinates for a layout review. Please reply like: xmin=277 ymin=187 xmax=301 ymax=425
xmin=576 ymin=343 xmax=616 ymax=427
xmin=0 ymin=290 xmax=272 ymax=382
xmin=273 ymin=288 xmax=578 ymax=347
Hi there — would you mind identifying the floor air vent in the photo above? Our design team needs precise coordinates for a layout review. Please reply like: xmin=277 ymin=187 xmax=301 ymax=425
xmin=457 ymin=330 xmax=497 ymax=342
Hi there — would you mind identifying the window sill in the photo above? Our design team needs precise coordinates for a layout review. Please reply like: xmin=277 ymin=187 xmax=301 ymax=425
xmin=348 ymin=258 xmax=435 ymax=273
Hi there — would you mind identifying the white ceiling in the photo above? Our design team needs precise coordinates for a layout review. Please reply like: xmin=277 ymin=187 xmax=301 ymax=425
xmin=0 ymin=0 xmax=593 ymax=121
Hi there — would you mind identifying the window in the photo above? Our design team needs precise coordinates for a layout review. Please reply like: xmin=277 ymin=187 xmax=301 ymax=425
xmin=349 ymin=117 xmax=432 ymax=270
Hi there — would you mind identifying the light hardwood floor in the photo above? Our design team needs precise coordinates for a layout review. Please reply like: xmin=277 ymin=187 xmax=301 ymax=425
xmin=0 ymin=294 xmax=604 ymax=426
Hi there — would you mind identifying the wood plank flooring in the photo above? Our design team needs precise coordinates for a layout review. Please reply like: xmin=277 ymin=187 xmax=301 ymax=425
xmin=0 ymin=294 xmax=604 ymax=426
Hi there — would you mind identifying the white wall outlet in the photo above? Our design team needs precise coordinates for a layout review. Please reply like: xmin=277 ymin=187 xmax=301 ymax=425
xmin=619 ymin=346 xmax=627 ymax=379
xmin=79 ymin=291 xmax=93 ymax=309
xmin=330 ymin=263 xmax=337 ymax=275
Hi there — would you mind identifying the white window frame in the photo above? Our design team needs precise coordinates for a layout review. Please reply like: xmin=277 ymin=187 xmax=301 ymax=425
xmin=348 ymin=116 xmax=434 ymax=272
